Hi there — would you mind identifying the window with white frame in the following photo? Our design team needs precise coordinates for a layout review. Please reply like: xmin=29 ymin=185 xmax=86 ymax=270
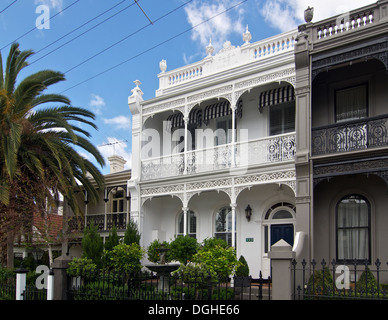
xmin=177 ymin=210 xmax=197 ymax=238
xmin=214 ymin=206 xmax=235 ymax=247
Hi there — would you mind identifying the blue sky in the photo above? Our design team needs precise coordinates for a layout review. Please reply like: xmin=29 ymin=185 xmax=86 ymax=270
xmin=0 ymin=0 xmax=376 ymax=174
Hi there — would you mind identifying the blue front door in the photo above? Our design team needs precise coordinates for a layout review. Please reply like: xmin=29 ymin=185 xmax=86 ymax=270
xmin=270 ymin=224 xmax=294 ymax=247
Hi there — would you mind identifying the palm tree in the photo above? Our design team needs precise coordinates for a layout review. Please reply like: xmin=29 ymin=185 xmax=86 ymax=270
xmin=0 ymin=43 xmax=105 ymax=267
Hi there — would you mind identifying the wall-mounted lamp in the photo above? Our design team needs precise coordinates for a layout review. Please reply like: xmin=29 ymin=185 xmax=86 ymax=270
xmin=245 ymin=205 xmax=252 ymax=222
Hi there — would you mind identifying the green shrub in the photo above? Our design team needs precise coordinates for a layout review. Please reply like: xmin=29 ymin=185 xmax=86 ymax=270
xmin=358 ymin=267 xmax=378 ymax=295
xmin=147 ymin=240 xmax=171 ymax=263
xmin=104 ymin=223 xmax=120 ymax=252
xmin=123 ymin=220 xmax=141 ymax=246
xmin=201 ymin=237 xmax=228 ymax=250
xmin=306 ymin=267 xmax=333 ymax=296
xmin=104 ymin=243 xmax=144 ymax=273
xmin=67 ymin=257 xmax=97 ymax=276
xmin=172 ymin=262 xmax=217 ymax=288
xmin=193 ymin=243 xmax=241 ymax=280
xmin=169 ymin=236 xmax=199 ymax=265
xmin=236 ymin=255 xmax=249 ymax=277
xmin=82 ymin=221 xmax=104 ymax=268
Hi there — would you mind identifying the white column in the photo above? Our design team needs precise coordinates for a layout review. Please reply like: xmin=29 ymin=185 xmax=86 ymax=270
xmin=126 ymin=181 xmax=130 ymax=226
xmin=183 ymin=116 xmax=189 ymax=174
xmin=47 ymin=269 xmax=54 ymax=300
xmin=182 ymin=207 xmax=189 ymax=236
xmin=231 ymin=101 xmax=236 ymax=167
xmin=231 ymin=203 xmax=236 ymax=248
xmin=15 ymin=268 xmax=28 ymax=300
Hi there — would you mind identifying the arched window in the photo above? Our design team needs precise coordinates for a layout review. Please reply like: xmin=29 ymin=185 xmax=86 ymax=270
xmin=214 ymin=206 xmax=235 ymax=247
xmin=177 ymin=211 xmax=197 ymax=238
xmin=336 ymin=195 xmax=371 ymax=263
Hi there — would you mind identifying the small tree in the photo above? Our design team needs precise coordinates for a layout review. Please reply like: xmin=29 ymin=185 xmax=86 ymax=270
xmin=82 ymin=221 xmax=103 ymax=268
xmin=201 ymin=237 xmax=229 ymax=251
xmin=236 ymin=255 xmax=249 ymax=277
xmin=105 ymin=243 xmax=144 ymax=273
xmin=104 ymin=223 xmax=120 ymax=252
xmin=123 ymin=219 xmax=141 ymax=245
xmin=193 ymin=244 xmax=241 ymax=280
xmin=169 ymin=236 xmax=199 ymax=265
xmin=67 ymin=257 xmax=97 ymax=277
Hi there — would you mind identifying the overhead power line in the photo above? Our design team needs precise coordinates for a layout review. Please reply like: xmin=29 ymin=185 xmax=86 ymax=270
xmin=61 ymin=0 xmax=248 ymax=94
xmin=33 ymin=0 xmax=129 ymax=57
xmin=0 ymin=0 xmax=18 ymax=15
xmin=134 ymin=0 xmax=153 ymax=25
xmin=30 ymin=0 xmax=137 ymax=65
xmin=1 ymin=0 xmax=82 ymax=51
xmin=63 ymin=0 xmax=194 ymax=75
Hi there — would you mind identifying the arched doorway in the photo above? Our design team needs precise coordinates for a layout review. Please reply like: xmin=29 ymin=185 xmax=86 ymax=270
xmin=261 ymin=202 xmax=296 ymax=277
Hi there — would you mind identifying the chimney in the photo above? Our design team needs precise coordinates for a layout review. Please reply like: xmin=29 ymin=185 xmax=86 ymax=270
xmin=108 ymin=155 xmax=126 ymax=173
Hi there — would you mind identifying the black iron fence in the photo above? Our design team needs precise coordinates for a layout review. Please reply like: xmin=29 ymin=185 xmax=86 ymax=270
xmin=22 ymin=285 xmax=47 ymax=300
xmin=67 ymin=269 xmax=271 ymax=300
xmin=292 ymin=259 xmax=388 ymax=300
xmin=0 ymin=269 xmax=48 ymax=300
xmin=0 ymin=275 xmax=16 ymax=300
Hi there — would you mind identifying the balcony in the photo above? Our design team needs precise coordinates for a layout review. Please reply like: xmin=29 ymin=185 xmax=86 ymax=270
xmin=156 ymin=30 xmax=297 ymax=96
xmin=310 ymin=1 xmax=383 ymax=44
xmin=86 ymin=212 xmax=127 ymax=232
xmin=312 ymin=114 xmax=388 ymax=156
xmin=141 ymin=133 xmax=296 ymax=181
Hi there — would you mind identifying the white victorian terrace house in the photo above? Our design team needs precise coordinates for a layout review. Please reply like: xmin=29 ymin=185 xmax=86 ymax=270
xmin=128 ymin=27 xmax=298 ymax=277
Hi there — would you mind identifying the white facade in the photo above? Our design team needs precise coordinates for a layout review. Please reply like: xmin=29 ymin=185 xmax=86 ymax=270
xmin=128 ymin=28 xmax=298 ymax=277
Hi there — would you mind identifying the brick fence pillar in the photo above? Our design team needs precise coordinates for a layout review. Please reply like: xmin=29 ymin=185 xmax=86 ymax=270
xmin=268 ymin=239 xmax=296 ymax=300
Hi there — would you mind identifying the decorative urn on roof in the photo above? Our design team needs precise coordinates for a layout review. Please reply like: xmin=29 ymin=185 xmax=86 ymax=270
xmin=159 ymin=59 xmax=167 ymax=73
xmin=206 ymin=39 xmax=214 ymax=57
xmin=243 ymin=25 xmax=252 ymax=44
xmin=304 ymin=6 xmax=314 ymax=23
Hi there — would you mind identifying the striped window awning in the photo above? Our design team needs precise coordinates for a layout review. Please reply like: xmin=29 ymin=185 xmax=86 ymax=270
xmin=166 ymin=109 xmax=202 ymax=132
xmin=203 ymin=99 xmax=243 ymax=124
xmin=166 ymin=99 xmax=243 ymax=131
xmin=259 ymin=85 xmax=295 ymax=113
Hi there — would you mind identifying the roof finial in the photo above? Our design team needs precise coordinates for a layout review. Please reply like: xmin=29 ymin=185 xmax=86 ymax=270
xmin=304 ymin=6 xmax=314 ymax=23
xmin=206 ymin=38 xmax=214 ymax=57
xmin=243 ymin=24 xmax=252 ymax=44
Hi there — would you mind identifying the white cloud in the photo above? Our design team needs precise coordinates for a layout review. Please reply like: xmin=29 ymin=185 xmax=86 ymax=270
xmin=184 ymin=0 xmax=245 ymax=53
xmin=98 ymin=137 xmax=132 ymax=170
xmin=103 ymin=115 xmax=131 ymax=130
xmin=34 ymin=0 xmax=63 ymax=11
xmin=88 ymin=94 xmax=105 ymax=115
xmin=259 ymin=0 xmax=376 ymax=33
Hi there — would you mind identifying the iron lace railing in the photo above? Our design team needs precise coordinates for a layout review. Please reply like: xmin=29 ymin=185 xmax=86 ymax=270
xmin=86 ymin=212 xmax=127 ymax=231
xmin=141 ymin=133 xmax=296 ymax=181
xmin=312 ymin=114 xmax=388 ymax=156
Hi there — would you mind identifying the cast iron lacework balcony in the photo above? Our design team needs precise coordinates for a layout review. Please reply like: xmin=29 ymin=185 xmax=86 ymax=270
xmin=86 ymin=212 xmax=127 ymax=231
xmin=141 ymin=132 xmax=296 ymax=181
xmin=312 ymin=114 xmax=388 ymax=156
